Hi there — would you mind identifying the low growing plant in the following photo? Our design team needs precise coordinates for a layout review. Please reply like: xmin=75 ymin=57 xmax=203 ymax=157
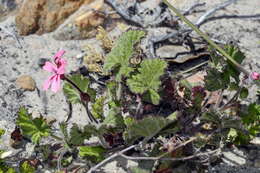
xmin=1 ymin=27 xmax=259 ymax=173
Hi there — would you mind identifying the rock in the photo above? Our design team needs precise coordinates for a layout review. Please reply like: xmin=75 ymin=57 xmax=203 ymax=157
xmin=16 ymin=75 xmax=36 ymax=91
xmin=53 ymin=0 xmax=106 ymax=40
xmin=254 ymin=159 xmax=260 ymax=168
xmin=250 ymin=137 xmax=260 ymax=145
xmin=222 ymin=148 xmax=247 ymax=166
xmin=15 ymin=0 xmax=95 ymax=35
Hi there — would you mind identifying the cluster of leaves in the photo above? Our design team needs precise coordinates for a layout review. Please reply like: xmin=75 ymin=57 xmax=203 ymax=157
xmin=3 ymin=30 xmax=260 ymax=172
xmin=203 ymin=45 xmax=260 ymax=144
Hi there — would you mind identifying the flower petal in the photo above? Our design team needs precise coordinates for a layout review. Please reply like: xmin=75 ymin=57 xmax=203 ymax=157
xmin=43 ymin=62 xmax=57 ymax=73
xmin=51 ymin=75 xmax=61 ymax=93
xmin=43 ymin=75 xmax=55 ymax=91
xmin=54 ymin=50 xmax=65 ymax=59
xmin=250 ymin=72 xmax=260 ymax=80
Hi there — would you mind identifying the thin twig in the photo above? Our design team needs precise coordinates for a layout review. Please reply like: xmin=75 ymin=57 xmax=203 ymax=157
xmin=201 ymin=14 xmax=260 ymax=25
xmin=175 ymin=61 xmax=208 ymax=76
xmin=182 ymin=2 xmax=206 ymax=16
xmin=105 ymin=0 xmax=144 ymax=27
xmin=196 ymin=0 xmax=239 ymax=26
xmin=120 ymin=148 xmax=220 ymax=161
xmin=87 ymin=145 xmax=136 ymax=173
xmin=88 ymin=137 xmax=198 ymax=172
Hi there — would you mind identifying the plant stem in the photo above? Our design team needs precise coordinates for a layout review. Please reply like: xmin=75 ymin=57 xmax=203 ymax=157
xmin=63 ymin=75 xmax=98 ymax=123
xmin=163 ymin=0 xmax=250 ymax=76
xmin=64 ymin=75 xmax=85 ymax=94
xmin=51 ymin=134 xmax=63 ymax=141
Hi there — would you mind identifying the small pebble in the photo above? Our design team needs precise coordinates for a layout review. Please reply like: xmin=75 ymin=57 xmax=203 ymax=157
xmin=16 ymin=75 xmax=36 ymax=91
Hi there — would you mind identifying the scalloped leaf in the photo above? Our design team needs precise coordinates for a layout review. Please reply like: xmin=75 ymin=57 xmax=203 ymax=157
xmin=103 ymin=106 xmax=125 ymax=130
xmin=63 ymin=74 xmax=96 ymax=104
xmin=69 ymin=124 xmax=97 ymax=146
xmin=104 ymin=30 xmax=145 ymax=81
xmin=16 ymin=107 xmax=50 ymax=144
xmin=204 ymin=68 xmax=229 ymax=91
xmin=127 ymin=59 xmax=167 ymax=105
xmin=124 ymin=116 xmax=169 ymax=143
xmin=91 ymin=96 xmax=105 ymax=120
xmin=79 ymin=146 xmax=105 ymax=162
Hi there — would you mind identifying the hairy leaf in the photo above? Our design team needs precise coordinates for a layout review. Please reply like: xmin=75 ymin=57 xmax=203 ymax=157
xmin=16 ymin=107 xmax=51 ymax=144
xmin=104 ymin=30 xmax=145 ymax=81
xmin=19 ymin=161 xmax=35 ymax=173
xmin=127 ymin=59 xmax=167 ymax=104
xmin=59 ymin=122 xmax=69 ymax=143
xmin=91 ymin=96 xmax=105 ymax=120
xmin=103 ymin=107 xmax=125 ymax=130
xmin=69 ymin=124 xmax=97 ymax=146
xmin=63 ymin=74 xmax=96 ymax=104
xmin=124 ymin=116 xmax=169 ymax=143
xmin=204 ymin=68 xmax=229 ymax=91
xmin=79 ymin=146 xmax=105 ymax=162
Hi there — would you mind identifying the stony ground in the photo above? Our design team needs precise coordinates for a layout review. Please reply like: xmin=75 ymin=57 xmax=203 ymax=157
xmin=0 ymin=0 xmax=260 ymax=172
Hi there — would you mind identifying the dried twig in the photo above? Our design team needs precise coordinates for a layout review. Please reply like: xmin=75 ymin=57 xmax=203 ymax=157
xmin=196 ymin=0 xmax=239 ymax=26
xmin=87 ymin=137 xmax=207 ymax=172
xmin=120 ymin=148 xmax=220 ymax=161
xmin=105 ymin=0 xmax=144 ymax=27
xmin=87 ymin=145 xmax=136 ymax=173
xmin=201 ymin=14 xmax=260 ymax=24
xmin=182 ymin=2 xmax=206 ymax=16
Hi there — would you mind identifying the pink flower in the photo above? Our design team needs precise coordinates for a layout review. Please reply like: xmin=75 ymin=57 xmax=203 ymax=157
xmin=250 ymin=72 xmax=260 ymax=80
xmin=43 ymin=51 xmax=67 ymax=92
xmin=53 ymin=50 xmax=66 ymax=65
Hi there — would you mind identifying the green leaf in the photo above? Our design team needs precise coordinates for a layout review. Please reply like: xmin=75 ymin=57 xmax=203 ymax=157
xmin=19 ymin=161 xmax=35 ymax=173
xmin=69 ymin=124 xmax=96 ymax=146
xmin=0 ymin=129 xmax=5 ymax=137
xmin=103 ymin=107 xmax=125 ymax=130
xmin=129 ymin=166 xmax=150 ymax=173
xmin=59 ymin=122 xmax=69 ymax=144
xmin=16 ymin=107 xmax=51 ymax=144
xmin=240 ymin=87 xmax=249 ymax=99
xmin=148 ymin=89 xmax=161 ymax=105
xmin=242 ymin=104 xmax=260 ymax=124
xmin=225 ymin=45 xmax=245 ymax=64
xmin=229 ymin=82 xmax=239 ymax=91
xmin=225 ymin=45 xmax=246 ymax=82
xmin=63 ymin=74 xmax=96 ymax=104
xmin=124 ymin=116 xmax=135 ymax=127
xmin=79 ymin=146 xmax=105 ymax=162
xmin=91 ymin=96 xmax=105 ymax=120
xmin=104 ymin=30 xmax=146 ymax=81
xmin=127 ymin=59 xmax=167 ymax=105
xmin=201 ymin=112 xmax=221 ymax=125
xmin=124 ymin=116 xmax=169 ymax=143
xmin=205 ymin=68 xmax=229 ymax=91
